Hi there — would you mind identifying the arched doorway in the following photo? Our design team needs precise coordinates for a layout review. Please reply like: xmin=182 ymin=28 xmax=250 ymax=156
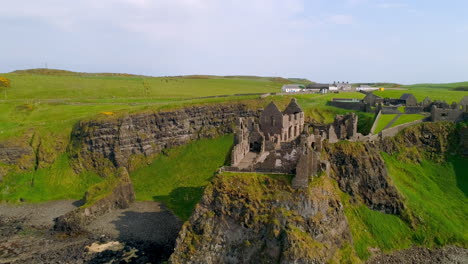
xmin=250 ymin=142 xmax=261 ymax=153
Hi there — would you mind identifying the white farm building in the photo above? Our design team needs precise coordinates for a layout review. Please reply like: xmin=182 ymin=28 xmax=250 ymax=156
xmin=281 ymin=84 xmax=304 ymax=93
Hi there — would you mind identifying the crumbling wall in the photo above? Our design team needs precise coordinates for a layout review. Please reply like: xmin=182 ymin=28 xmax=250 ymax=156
xmin=370 ymin=110 xmax=382 ymax=134
xmin=381 ymin=106 xmax=400 ymax=114
xmin=405 ymin=106 xmax=424 ymax=114
xmin=328 ymin=101 xmax=366 ymax=111
xmin=332 ymin=113 xmax=358 ymax=140
xmin=431 ymin=106 xmax=467 ymax=122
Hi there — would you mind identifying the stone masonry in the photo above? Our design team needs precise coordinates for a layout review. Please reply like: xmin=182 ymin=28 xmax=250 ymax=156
xmin=228 ymin=99 xmax=358 ymax=189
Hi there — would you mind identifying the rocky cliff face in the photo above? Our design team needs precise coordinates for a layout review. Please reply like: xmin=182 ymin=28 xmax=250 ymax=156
xmin=54 ymin=168 xmax=135 ymax=233
xmin=71 ymin=104 xmax=259 ymax=173
xmin=169 ymin=173 xmax=352 ymax=264
xmin=325 ymin=141 xmax=404 ymax=215
xmin=380 ymin=122 xmax=463 ymax=160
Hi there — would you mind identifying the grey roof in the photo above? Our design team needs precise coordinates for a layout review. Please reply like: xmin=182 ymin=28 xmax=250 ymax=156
xmin=308 ymin=83 xmax=329 ymax=88
xmin=400 ymin=93 xmax=415 ymax=100
xmin=264 ymin=101 xmax=282 ymax=114
xmin=283 ymin=98 xmax=303 ymax=114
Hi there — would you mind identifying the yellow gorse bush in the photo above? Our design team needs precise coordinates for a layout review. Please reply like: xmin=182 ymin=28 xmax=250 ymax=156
xmin=0 ymin=77 xmax=11 ymax=88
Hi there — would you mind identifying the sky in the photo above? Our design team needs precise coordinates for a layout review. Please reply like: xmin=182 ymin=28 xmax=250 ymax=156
xmin=1 ymin=0 xmax=467 ymax=84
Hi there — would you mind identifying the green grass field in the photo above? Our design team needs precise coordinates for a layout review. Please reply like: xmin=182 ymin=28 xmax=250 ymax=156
xmin=343 ymin=198 xmax=413 ymax=259
xmin=374 ymin=82 xmax=467 ymax=103
xmin=343 ymin=153 xmax=468 ymax=260
xmin=0 ymin=154 xmax=102 ymax=202
xmin=1 ymin=73 xmax=282 ymax=100
xmin=130 ymin=135 xmax=234 ymax=220
xmin=384 ymin=154 xmax=468 ymax=246
xmin=391 ymin=114 xmax=426 ymax=127
xmin=373 ymin=114 xmax=398 ymax=133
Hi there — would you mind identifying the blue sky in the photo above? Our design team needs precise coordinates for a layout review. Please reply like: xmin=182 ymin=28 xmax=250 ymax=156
xmin=1 ymin=0 xmax=467 ymax=84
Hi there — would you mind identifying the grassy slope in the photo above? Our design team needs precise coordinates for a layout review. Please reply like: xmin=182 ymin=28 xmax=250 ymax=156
xmin=374 ymin=114 xmax=397 ymax=133
xmin=0 ymin=154 xmax=102 ymax=202
xmin=391 ymin=114 xmax=426 ymax=127
xmin=384 ymin=154 xmax=467 ymax=245
xmin=0 ymin=73 xmax=284 ymax=141
xmin=130 ymin=135 xmax=234 ymax=220
xmin=1 ymin=74 xmax=281 ymax=100
xmin=344 ymin=153 xmax=468 ymax=260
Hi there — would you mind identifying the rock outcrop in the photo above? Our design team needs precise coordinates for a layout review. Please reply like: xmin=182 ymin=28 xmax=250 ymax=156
xmin=325 ymin=141 xmax=404 ymax=215
xmin=54 ymin=168 xmax=135 ymax=233
xmin=0 ymin=141 xmax=35 ymax=182
xmin=169 ymin=173 xmax=352 ymax=264
xmin=380 ymin=122 xmax=463 ymax=160
xmin=71 ymin=104 xmax=259 ymax=173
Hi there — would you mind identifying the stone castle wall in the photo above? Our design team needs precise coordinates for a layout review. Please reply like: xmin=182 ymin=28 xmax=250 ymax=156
xmin=431 ymin=106 xmax=467 ymax=122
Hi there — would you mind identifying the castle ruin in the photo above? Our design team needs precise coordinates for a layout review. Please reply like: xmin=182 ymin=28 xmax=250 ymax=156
xmin=227 ymin=99 xmax=358 ymax=189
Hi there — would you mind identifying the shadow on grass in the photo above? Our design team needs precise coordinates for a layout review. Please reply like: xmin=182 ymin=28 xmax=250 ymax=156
xmin=153 ymin=186 xmax=206 ymax=221
xmin=450 ymin=157 xmax=468 ymax=197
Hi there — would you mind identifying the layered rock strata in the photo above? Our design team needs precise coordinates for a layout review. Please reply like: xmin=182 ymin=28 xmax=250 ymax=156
xmin=70 ymin=104 xmax=259 ymax=172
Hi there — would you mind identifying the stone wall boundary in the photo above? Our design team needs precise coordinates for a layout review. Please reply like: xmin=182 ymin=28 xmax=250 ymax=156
xmin=379 ymin=119 xmax=423 ymax=138
xmin=370 ymin=110 xmax=382 ymax=134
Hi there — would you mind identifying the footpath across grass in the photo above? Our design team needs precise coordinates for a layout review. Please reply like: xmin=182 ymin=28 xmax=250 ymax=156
xmin=130 ymin=135 xmax=234 ymax=220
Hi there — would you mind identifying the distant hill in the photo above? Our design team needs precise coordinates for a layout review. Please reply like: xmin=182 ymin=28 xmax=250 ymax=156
xmin=8 ymin=69 xmax=315 ymax=85
xmin=287 ymin=78 xmax=314 ymax=85
xmin=10 ymin=68 xmax=148 ymax=77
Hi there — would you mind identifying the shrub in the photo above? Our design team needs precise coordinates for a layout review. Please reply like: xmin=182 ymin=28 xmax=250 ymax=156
xmin=0 ymin=77 xmax=11 ymax=88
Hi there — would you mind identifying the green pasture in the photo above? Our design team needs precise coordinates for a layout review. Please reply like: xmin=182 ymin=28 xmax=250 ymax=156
xmin=342 ymin=153 xmax=468 ymax=260
xmin=130 ymin=135 xmax=234 ymax=220
xmin=0 ymin=73 xmax=281 ymax=100
xmin=384 ymin=154 xmax=468 ymax=247
xmin=373 ymin=114 xmax=398 ymax=133
xmin=374 ymin=82 xmax=468 ymax=103
xmin=391 ymin=114 xmax=426 ymax=127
